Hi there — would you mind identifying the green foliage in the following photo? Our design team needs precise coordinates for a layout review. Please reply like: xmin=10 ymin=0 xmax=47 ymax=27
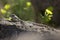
xmin=4 ymin=4 xmax=11 ymax=10
xmin=0 ymin=4 xmax=11 ymax=20
xmin=41 ymin=6 xmax=53 ymax=23
xmin=0 ymin=0 xmax=34 ymax=21
xmin=10 ymin=0 xmax=34 ymax=21
xmin=26 ymin=2 xmax=31 ymax=7
xmin=0 ymin=0 xmax=54 ymax=24
xmin=1 ymin=9 xmax=7 ymax=14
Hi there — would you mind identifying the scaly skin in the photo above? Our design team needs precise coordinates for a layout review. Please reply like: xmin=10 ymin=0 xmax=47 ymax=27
xmin=0 ymin=14 xmax=60 ymax=40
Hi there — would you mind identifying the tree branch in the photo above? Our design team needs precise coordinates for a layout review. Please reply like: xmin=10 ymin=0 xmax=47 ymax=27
xmin=0 ymin=14 xmax=59 ymax=33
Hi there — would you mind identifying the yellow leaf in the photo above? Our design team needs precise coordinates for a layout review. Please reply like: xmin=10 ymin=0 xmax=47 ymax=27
xmin=1 ymin=9 xmax=7 ymax=14
xmin=26 ymin=2 xmax=31 ymax=7
xmin=4 ymin=4 xmax=11 ymax=10
xmin=48 ymin=17 xmax=51 ymax=20
xmin=45 ymin=9 xmax=53 ymax=15
xmin=5 ymin=17 xmax=12 ymax=21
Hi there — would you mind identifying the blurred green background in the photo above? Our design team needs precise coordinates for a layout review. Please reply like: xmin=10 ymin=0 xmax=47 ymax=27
xmin=0 ymin=0 xmax=53 ymax=24
xmin=0 ymin=0 xmax=35 ymax=21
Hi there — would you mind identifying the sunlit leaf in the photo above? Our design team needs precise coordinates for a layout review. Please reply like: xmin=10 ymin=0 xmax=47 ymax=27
xmin=26 ymin=2 xmax=31 ymax=7
xmin=49 ymin=15 xmax=53 ymax=17
xmin=45 ymin=9 xmax=53 ymax=15
xmin=44 ymin=6 xmax=53 ymax=22
xmin=48 ymin=6 xmax=53 ymax=11
xmin=4 ymin=4 xmax=11 ymax=10
xmin=24 ymin=7 xmax=28 ymax=10
xmin=5 ymin=17 xmax=12 ymax=21
xmin=1 ymin=9 xmax=7 ymax=14
xmin=48 ymin=17 xmax=51 ymax=20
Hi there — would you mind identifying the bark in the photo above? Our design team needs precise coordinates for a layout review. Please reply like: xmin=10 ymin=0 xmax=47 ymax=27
xmin=0 ymin=14 xmax=55 ymax=32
